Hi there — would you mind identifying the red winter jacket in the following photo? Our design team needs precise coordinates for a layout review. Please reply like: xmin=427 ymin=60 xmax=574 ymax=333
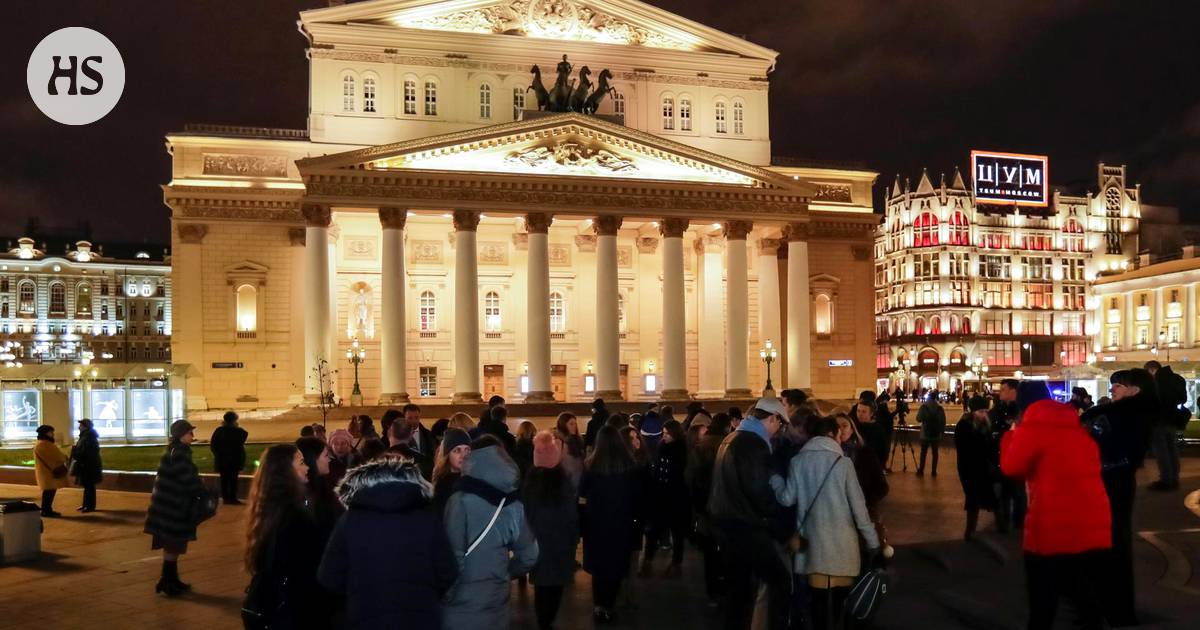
xmin=1000 ymin=399 xmax=1111 ymax=555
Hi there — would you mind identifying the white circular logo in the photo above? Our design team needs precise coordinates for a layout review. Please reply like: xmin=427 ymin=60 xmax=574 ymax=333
xmin=27 ymin=27 xmax=125 ymax=125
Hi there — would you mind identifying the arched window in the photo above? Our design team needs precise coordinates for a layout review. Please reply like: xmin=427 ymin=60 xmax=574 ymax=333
xmin=512 ymin=86 xmax=525 ymax=120
xmin=479 ymin=83 xmax=492 ymax=119
xmin=913 ymin=317 xmax=926 ymax=336
xmin=484 ymin=291 xmax=501 ymax=332
xmin=948 ymin=212 xmax=969 ymax=245
xmin=419 ymin=291 xmax=437 ymax=331
xmin=403 ymin=79 xmax=417 ymax=115
xmin=49 ymin=283 xmax=66 ymax=315
xmin=661 ymin=96 xmax=674 ymax=130
xmin=961 ymin=316 xmax=972 ymax=335
xmin=236 ymin=284 xmax=257 ymax=332
xmin=897 ymin=319 xmax=907 ymax=336
xmin=342 ymin=73 xmax=356 ymax=112
xmin=362 ymin=76 xmax=377 ymax=112
xmin=613 ymin=92 xmax=626 ymax=117
xmin=76 ymin=283 xmax=92 ymax=317
xmin=732 ymin=101 xmax=744 ymax=135
xmin=714 ymin=101 xmax=727 ymax=134
xmin=929 ymin=315 xmax=942 ymax=335
xmin=424 ymin=80 xmax=438 ymax=116
xmin=549 ymin=291 xmax=565 ymax=333
xmin=679 ymin=97 xmax=692 ymax=131
xmin=617 ymin=293 xmax=627 ymax=333
xmin=949 ymin=314 xmax=960 ymax=334
xmin=914 ymin=212 xmax=939 ymax=247
xmin=814 ymin=293 xmax=833 ymax=335
xmin=1062 ymin=218 xmax=1084 ymax=252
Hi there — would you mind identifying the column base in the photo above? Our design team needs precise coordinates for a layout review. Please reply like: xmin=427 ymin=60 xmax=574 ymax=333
xmin=524 ymin=391 xmax=556 ymax=403
xmin=452 ymin=391 xmax=484 ymax=404
xmin=724 ymin=388 xmax=753 ymax=399
xmin=378 ymin=392 xmax=411 ymax=406
xmin=660 ymin=389 xmax=692 ymax=401
xmin=595 ymin=390 xmax=624 ymax=403
xmin=695 ymin=390 xmax=726 ymax=401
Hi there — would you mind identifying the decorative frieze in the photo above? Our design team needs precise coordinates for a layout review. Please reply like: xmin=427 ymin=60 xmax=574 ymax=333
xmin=813 ymin=183 xmax=853 ymax=203
xmin=549 ymin=244 xmax=571 ymax=266
xmin=409 ymin=240 xmax=444 ymax=264
xmin=478 ymin=241 xmax=509 ymax=265
xmin=202 ymin=153 xmax=288 ymax=178
xmin=344 ymin=236 xmax=378 ymax=261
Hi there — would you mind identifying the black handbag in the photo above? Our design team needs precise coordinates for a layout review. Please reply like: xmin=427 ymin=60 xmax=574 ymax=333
xmin=845 ymin=567 xmax=890 ymax=621
xmin=189 ymin=487 xmax=218 ymax=525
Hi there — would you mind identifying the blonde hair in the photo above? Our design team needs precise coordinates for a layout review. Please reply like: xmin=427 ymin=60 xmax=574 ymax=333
xmin=448 ymin=412 xmax=474 ymax=432
xmin=516 ymin=419 xmax=537 ymax=441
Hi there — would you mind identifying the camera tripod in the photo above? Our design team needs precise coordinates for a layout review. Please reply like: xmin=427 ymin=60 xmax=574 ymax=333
xmin=888 ymin=426 xmax=918 ymax=472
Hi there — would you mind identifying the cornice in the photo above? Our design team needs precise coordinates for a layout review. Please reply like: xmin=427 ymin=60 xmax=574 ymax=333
xmin=163 ymin=185 xmax=304 ymax=222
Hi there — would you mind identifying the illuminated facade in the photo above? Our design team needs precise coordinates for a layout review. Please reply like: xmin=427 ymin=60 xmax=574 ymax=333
xmin=166 ymin=0 xmax=880 ymax=410
xmin=1091 ymin=248 xmax=1200 ymax=368
xmin=874 ymin=164 xmax=1140 ymax=391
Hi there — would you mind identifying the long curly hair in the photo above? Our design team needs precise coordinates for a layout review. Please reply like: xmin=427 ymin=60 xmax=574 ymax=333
xmin=245 ymin=443 xmax=306 ymax=573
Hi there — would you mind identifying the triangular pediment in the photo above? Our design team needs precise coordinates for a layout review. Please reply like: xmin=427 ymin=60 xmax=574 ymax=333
xmin=298 ymin=113 xmax=805 ymax=190
xmin=301 ymin=0 xmax=777 ymax=59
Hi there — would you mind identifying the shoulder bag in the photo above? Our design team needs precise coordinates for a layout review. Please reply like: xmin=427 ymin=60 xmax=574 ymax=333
xmin=846 ymin=566 xmax=890 ymax=621
xmin=465 ymin=497 xmax=507 ymax=557
xmin=788 ymin=455 xmax=842 ymax=554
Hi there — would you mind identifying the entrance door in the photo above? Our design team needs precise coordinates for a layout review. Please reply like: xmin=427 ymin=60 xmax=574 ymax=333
xmin=483 ymin=364 xmax=504 ymax=399
xmin=619 ymin=364 xmax=629 ymax=401
xmin=551 ymin=364 xmax=567 ymax=402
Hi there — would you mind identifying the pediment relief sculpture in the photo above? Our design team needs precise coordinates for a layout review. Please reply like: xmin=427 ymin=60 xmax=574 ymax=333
xmin=505 ymin=141 xmax=636 ymax=174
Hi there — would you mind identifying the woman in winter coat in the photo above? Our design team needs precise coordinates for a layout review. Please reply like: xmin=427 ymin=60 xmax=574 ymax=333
xmin=522 ymin=431 xmax=580 ymax=630
xmin=642 ymin=419 xmax=690 ymax=577
xmin=584 ymin=398 xmax=610 ymax=452
xmin=555 ymin=412 xmax=585 ymax=490
xmin=837 ymin=414 xmax=889 ymax=518
xmin=441 ymin=436 xmax=539 ymax=630
xmin=318 ymin=455 xmax=459 ymax=629
xmin=513 ymin=420 xmax=537 ymax=478
xmin=955 ymin=396 xmax=999 ymax=540
xmin=70 ymin=418 xmax=102 ymax=512
xmin=144 ymin=420 xmax=207 ymax=596
xmin=33 ymin=425 xmax=68 ymax=517
xmin=431 ymin=428 xmax=472 ymax=516
xmin=245 ymin=444 xmax=333 ymax=628
xmin=580 ymin=425 xmax=640 ymax=623
xmin=1001 ymin=382 xmax=1111 ymax=630
xmin=771 ymin=416 xmax=880 ymax=630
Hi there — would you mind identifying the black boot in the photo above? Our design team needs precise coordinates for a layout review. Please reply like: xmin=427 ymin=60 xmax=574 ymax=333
xmin=156 ymin=561 xmax=182 ymax=597
xmin=166 ymin=559 xmax=192 ymax=591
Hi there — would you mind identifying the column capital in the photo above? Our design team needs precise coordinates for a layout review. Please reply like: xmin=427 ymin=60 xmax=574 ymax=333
xmin=659 ymin=218 xmax=689 ymax=238
xmin=723 ymin=220 xmax=753 ymax=240
xmin=302 ymin=203 xmax=331 ymax=227
xmin=512 ymin=232 xmax=530 ymax=250
xmin=176 ymin=223 xmax=208 ymax=244
xmin=694 ymin=235 xmax=724 ymax=255
xmin=379 ymin=206 xmax=408 ymax=230
xmin=758 ymin=237 xmax=782 ymax=255
xmin=593 ymin=215 xmax=623 ymax=236
xmin=782 ymin=222 xmax=810 ymax=242
xmin=525 ymin=212 xmax=553 ymax=234
xmin=287 ymin=228 xmax=306 ymax=247
xmin=452 ymin=209 xmax=481 ymax=232
xmin=636 ymin=236 xmax=659 ymax=254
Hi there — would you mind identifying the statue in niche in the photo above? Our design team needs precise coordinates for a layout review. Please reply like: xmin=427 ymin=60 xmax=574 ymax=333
xmin=351 ymin=286 xmax=374 ymax=338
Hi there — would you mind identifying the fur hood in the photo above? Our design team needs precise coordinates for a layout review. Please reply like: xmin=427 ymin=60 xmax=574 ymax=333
xmin=336 ymin=455 xmax=432 ymax=513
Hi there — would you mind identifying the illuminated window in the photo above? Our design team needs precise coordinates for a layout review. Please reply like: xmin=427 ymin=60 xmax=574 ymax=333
xmin=362 ymin=76 xmax=376 ymax=112
xmin=814 ymin=293 xmax=833 ymax=335
xmin=419 ymin=367 xmax=437 ymax=397
xmin=679 ymin=97 xmax=691 ymax=131
xmin=1168 ymin=322 xmax=1181 ymax=343
xmin=617 ymin=293 xmax=627 ymax=333
xmin=403 ymin=79 xmax=417 ymax=115
xmin=479 ymin=83 xmax=492 ymax=119
xmin=948 ymin=212 xmax=969 ymax=245
xmin=49 ymin=283 xmax=65 ymax=315
xmin=1062 ymin=341 xmax=1087 ymax=366
xmin=613 ymin=92 xmax=625 ymax=116
xmin=733 ymin=101 xmax=744 ymax=135
xmin=1062 ymin=219 xmax=1084 ymax=252
xmin=419 ymin=290 xmax=437 ymax=331
xmin=661 ymin=96 xmax=674 ymax=130
xmin=342 ymin=73 xmax=356 ymax=112
xmin=236 ymin=284 xmax=257 ymax=332
xmin=913 ymin=212 xmax=939 ymax=247
xmin=913 ymin=317 xmax=926 ymax=336
xmin=75 ymin=283 xmax=92 ymax=317
xmin=1136 ymin=326 xmax=1149 ymax=345
xmin=1107 ymin=327 xmax=1120 ymax=348
xmin=715 ymin=101 xmax=727 ymax=134
xmin=549 ymin=291 xmax=565 ymax=333
xmin=512 ymin=87 xmax=525 ymax=120
xmin=424 ymin=80 xmax=438 ymax=116
xmin=484 ymin=291 xmax=501 ymax=332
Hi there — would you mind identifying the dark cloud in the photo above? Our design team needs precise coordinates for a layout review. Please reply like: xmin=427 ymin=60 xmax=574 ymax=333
xmin=3 ymin=0 xmax=1199 ymax=242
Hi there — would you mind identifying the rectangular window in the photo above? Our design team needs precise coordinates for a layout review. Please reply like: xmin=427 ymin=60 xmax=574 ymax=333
xmin=100 ymin=279 xmax=109 ymax=295
xmin=662 ymin=98 xmax=674 ymax=130
xmin=1136 ymin=326 xmax=1149 ymax=345
xmin=1064 ymin=258 xmax=1085 ymax=281
xmin=1023 ymin=256 xmax=1052 ymax=281
xmin=1061 ymin=341 xmax=1087 ymax=366
xmin=512 ymin=87 xmax=525 ymax=120
xmin=679 ymin=98 xmax=691 ymax=131
xmin=982 ymin=282 xmax=1011 ymax=308
xmin=613 ymin=92 xmax=625 ymax=116
xmin=1060 ymin=313 xmax=1084 ymax=336
xmin=1064 ymin=285 xmax=1085 ymax=310
xmin=419 ymin=367 xmax=437 ymax=397
xmin=915 ymin=253 xmax=938 ymax=280
xmin=980 ymin=255 xmax=1009 ymax=279
xmin=733 ymin=102 xmax=744 ymax=135
xmin=1107 ymin=327 xmax=1120 ymax=348
xmin=424 ymin=81 xmax=438 ymax=116
xmin=404 ymin=80 xmax=417 ymax=115
xmin=979 ymin=340 xmax=1020 ymax=366
xmin=1027 ymin=283 xmax=1053 ymax=309
xmin=0 ymin=277 xmax=7 ymax=293
xmin=715 ymin=102 xmax=727 ymax=133
xmin=947 ymin=253 xmax=969 ymax=278
xmin=363 ymin=78 xmax=376 ymax=113
xmin=980 ymin=314 xmax=1010 ymax=335
xmin=479 ymin=84 xmax=492 ymax=119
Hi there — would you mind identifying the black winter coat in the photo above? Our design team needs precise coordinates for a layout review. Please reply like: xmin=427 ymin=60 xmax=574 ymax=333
xmin=256 ymin=505 xmax=335 ymax=628
xmin=209 ymin=424 xmax=247 ymax=472
xmin=584 ymin=409 xmax=609 ymax=450
xmin=580 ymin=468 xmax=639 ymax=580
xmin=144 ymin=443 xmax=204 ymax=542
xmin=650 ymin=440 xmax=690 ymax=526
xmin=522 ymin=467 xmax=580 ymax=586
xmin=1081 ymin=394 xmax=1154 ymax=473
xmin=707 ymin=431 xmax=778 ymax=531
xmin=471 ymin=419 xmax=516 ymax=455
xmin=1154 ymin=365 xmax=1188 ymax=427
xmin=954 ymin=416 xmax=997 ymax=512
xmin=70 ymin=428 xmax=102 ymax=485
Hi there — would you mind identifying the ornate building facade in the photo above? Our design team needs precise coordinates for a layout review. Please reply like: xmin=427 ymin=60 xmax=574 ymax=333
xmin=166 ymin=0 xmax=879 ymax=411
xmin=874 ymin=164 xmax=1141 ymax=392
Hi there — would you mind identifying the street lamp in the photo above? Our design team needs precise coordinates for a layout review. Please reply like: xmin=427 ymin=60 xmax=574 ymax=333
xmin=345 ymin=337 xmax=366 ymax=406
xmin=1022 ymin=342 xmax=1032 ymax=368
xmin=759 ymin=339 xmax=778 ymax=396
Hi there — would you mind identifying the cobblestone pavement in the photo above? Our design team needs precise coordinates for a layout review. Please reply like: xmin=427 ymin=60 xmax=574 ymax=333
xmin=1 ymin=446 xmax=1198 ymax=629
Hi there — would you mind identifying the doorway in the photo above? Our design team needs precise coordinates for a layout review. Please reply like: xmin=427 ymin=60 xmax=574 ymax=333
xmin=483 ymin=364 xmax=504 ymax=399
xmin=551 ymin=364 xmax=567 ymax=401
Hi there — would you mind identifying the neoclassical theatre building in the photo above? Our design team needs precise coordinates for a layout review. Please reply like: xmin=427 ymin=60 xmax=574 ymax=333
xmin=166 ymin=0 xmax=878 ymax=411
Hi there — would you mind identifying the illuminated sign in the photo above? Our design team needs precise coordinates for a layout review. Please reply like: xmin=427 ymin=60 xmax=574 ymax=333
xmin=971 ymin=150 xmax=1048 ymax=206
xmin=827 ymin=359 xmax=854 ymax=367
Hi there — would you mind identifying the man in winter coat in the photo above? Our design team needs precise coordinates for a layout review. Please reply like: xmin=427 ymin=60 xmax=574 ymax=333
xmin=955 ymin=396 xmax=998 ymax=540
xmin=318 ymin=456 xmax=458 ymax=629
xmin=442 ymin=439 xmax=538 ymax=630
xmin=400 ymin=403 xmax=436 ymax=479
xmin=70 ymin=418 xmax=102 ymax=512
xmin=584 ymin=398 xmax=609 ymax=452
xmin=209 ymin=411 xmax=247 ymax=505
xmin=686 ymin=412 xmax=731 ymax=604
xmin=708 ymin=398 xmax=790 ymax=630
xmin=916 ymin=391 xmax=946 ymax=476
xmin=990 ymin=378 xmax=1026 ymax=532
xmin=1002 ymin=382 xmax=1111 ymax=630
xmin=1144 ymin=361 xmax=1185 ymax=491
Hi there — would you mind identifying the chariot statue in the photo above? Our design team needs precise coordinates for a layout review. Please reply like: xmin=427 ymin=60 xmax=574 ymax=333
xmin=528 ymin=54 xmax=617 ymax=115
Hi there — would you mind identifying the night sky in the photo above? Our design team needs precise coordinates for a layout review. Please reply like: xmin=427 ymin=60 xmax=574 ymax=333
xmin=4 ymin=0 xmax=1199 ymax=243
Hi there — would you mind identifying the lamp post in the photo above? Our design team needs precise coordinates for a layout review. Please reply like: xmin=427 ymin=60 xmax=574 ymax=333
xmin=759 ymin=339 xmax=778 ymax=396
xmin=1156 ymin=329 xmax=1171 ymax=363
xmin=346 ymin=337 xmax=366 ymax=406
xmin=1021 ymin=342 xmax=1032 ymax=369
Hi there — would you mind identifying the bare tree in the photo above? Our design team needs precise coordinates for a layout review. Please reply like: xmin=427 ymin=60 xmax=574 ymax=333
xmin=310 ymin=357 xmax=338 ymax=428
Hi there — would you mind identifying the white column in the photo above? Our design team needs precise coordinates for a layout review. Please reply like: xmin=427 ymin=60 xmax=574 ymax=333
xmin=758 ymin=237 xmax=783 ymax=395
xmin=1187 ymin=284 xmax=1196 ymax=348
xmin=378 ymin=207 xmax=410 ymax=404
xmin=1125 ymin=293 xmax=1136 ymax=350
xmin=723 ymin=221 xmax=752 ymax=397
xmin=785 ymin=223 xmax=812 ymax=391
xmin=525 ymin=213 xmax=555 ymax=402
xmin=1154 ymin=287 xmax=1165 ymax=346
xmin=302 ymin=203 xmax=332 ymax=402
xmin=452 ymin=210 xmax=483 ymax=403
xmin=697 ymin=235 xmax=725 ymax=399
xmin=660 ymin=218 xmax=690 ymax=399
xmin=594 ymin=215 xmax=623 ymax=401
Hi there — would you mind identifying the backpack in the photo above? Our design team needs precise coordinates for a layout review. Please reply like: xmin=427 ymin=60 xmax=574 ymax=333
xmin=845 ymin=567 xmax=890 ymax=621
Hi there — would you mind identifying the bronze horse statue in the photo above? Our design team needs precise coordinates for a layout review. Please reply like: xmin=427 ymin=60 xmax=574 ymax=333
xmin=548 ymin=54 xmax=574 ymax=112
xmin=582 ymin=68 xmax=616 ymax=115
xmin=527 ymin=64 xmax=549 ymax=111
xmin=569 ymin=66 xmax=592 ymax=112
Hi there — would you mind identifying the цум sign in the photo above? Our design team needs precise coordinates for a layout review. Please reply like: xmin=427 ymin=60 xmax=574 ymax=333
xmin=971 ymin=150 xmax=1048 ymax=207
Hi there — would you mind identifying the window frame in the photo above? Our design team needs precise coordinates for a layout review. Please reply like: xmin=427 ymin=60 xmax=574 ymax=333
xmin=549 ymin=291 xmax=566 ymax=333
xmin=341 ymin=72 xmax=356 ymax=112
xmin=362 ymin=74 xmax=377 ymax=113
xmin=479 ymin=83 xmax=492 ymax=119
xmin=732 ymin=100 xmax=745 ymax=135
xmin=484 ymin=290 xmax=501 ymax=332
xmin=403 ymin=78 xmax=418 ymax=115
xmin=661 ymin=95 xmax=675 ymax=130
xmin=424 ymin=79 xmax=438 ymax=116
xmin=419 ymin=290 xmax=437 ymax=332
xmin=714 ymin=100 xmax=728 ymax=134
xmin=678 ymin=96 xmax=692 ymax=131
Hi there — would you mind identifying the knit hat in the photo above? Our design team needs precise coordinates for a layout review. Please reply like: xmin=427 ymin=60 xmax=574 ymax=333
xmin=532 ymin=430 xmax=562 ymax=469
xmin=1016 ymin=381 xmax=1051 ymax=413
xmin=441 ymin=428 xmax=471 ymax=453
xmin=690 ymin=411 xmax=712 ymax=428
xmin=639 ymin=411 xmax=664 ymax=437
xmin=170 ymin=419 xmax=195 ymax=442
xmin=968 ymin=395 xmax=989 ymax=412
